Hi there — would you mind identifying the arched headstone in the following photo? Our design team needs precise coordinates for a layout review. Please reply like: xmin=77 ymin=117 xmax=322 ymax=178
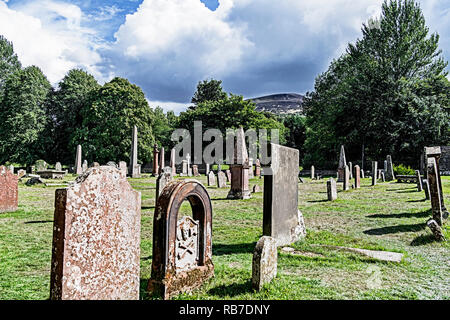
xmin=148 ymin=179 xmax=214 ymax=299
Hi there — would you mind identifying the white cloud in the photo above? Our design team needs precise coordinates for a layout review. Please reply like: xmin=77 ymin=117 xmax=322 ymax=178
xmin=0 ymin=0 xmax=105 ymax=85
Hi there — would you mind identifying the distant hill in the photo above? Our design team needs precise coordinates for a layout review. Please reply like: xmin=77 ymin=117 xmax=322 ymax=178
xmin=247 ymin=93 xmax=304 ymax=115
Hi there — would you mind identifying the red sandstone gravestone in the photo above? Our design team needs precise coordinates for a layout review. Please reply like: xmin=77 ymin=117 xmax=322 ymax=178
xmin=0 ymin=166 xmax=18 ymax=213
xmin=50 ymin=166 xmax=141 ymax=300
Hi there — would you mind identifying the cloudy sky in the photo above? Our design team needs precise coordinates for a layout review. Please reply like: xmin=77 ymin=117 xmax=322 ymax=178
xmin=0 ymin=0 xmax=448 ymax=113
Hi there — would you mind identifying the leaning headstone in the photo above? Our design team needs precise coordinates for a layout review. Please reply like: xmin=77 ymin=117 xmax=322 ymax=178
xmin=50 ymin=166 xmax=141 ymax=300
xmin=425 ymin=147 xmax=447 ymax=214
xmin=207 ymin=171 xmax=216 ymax=187
xmin=427 ymin=219 xmax=446 ymax=242
xmin=155 ymin=168 xmax=173 ymax=203
xmin=310 ymin=165 xmax=315 ymax=180
xmin=343 ymin=165 xmax=350 ymax=191
xmin=148 ymin=180 xmax=214 ymax=300
xmin=192 ymin=165 xmax=200 ymax=177
xmin=82 ymin=160 xmax=88 ymax=172
xmin=55 ymin=162 xmax=62 ymax=171
xmin=427 ymin=157 xmax=443 ymax=225
xmin=354 ymin=165 xmax=361 ymax=189
xmin=337 ymin=145 xmax=346 ymax=182
xmin=327 ymin=178 xmax=337 ymax=201
xmin=416 ymin=170 xmax=423 ymax=192
xmin=252 ymin=236 xmax=277 ymax=291
xmin=423 ymin=179 xmax=430 ymax=200
xmin=372 ymin=161 xmax=378 ymax=186
xmin=263 ymin=143 xmax=306 ymax=246
xmin=217 ymin=171 xmax=227 ymax=188
xmin=227 ymin=127 xmax=251 ymax=200
xmin=0 ymin=166 xmax=18 ymax=213
xmin=385 ymin=155 xmax=395 ymax=181
xmin=75 ymin=145 xmax=82 ymax=175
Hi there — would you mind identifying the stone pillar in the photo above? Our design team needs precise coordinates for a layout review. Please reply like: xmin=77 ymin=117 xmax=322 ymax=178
xmin=205 ymin=163 xmax=210 ymax=176
xmin=186 ymin=154 xmax=192 ymax=176
xmin=129 ymin=125 xmax=140 ymax=178
xmin=348 ymin=162 xmax=353 ymax=179
xmin=227 ymin=127 xmax=251 ymax=200
xmin=371 ymin=161 xmax=378 ymax=186
xmin=425 ymin=147 xmax=447 ymax=214
xmin=82 ymin=160 xmax=88 ymax=172
xmin=427 ymin=157 xmax=443 ymax=226
xmin=255 ymin=159 xmax=261 ymax=177
xmin=152 ymin=144 xmax=159 ymax=177
xmin=343 ymin=165 xmax=350 ymax=191
xmin=416 ymin=170 xmax=423 ymax=192
xmin=327 ymin=178 xmax=337 ymax=201
xmin=385 ymin=155 xmax=395 ymax=181
xmin=159 ymin=147 xmax=165 ymax=175
xmin=252 ymin=236 xmax=277 ymax=291
xmin=423 ymin=179 xmax=430 ymax=200
xmin=75 ymin=145 xmax=82 ymax=175
xmin=311 ymin=165 xmax=315 ymax=180
xmin=170 ymin=148 xmax=176 ymax=176
xmin=337 ymin=145 xmax=346 ymax=182
xmin=354 ymin=165 xmax=361 ymax=189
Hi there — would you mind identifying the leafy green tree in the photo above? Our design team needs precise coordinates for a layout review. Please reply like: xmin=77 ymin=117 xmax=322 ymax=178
xmin=72 ymin=77 xmax=155 ymax=164
xmin=282 ymin=114 xmax=307 ymax=158
xmin=304 ymin=0 xmax=449 ymax=168
xmin=0 ymin=66 xmax=52 ymax=165
xmin=0 ymin=36 xmax=21 ymax=96
xmin=191 ymin=78 xmax=227 ymax=105
xmin=153 ymin=106 xmax=176 ymax=150
xmin=46 ymin=69 xmax=100 ymax=164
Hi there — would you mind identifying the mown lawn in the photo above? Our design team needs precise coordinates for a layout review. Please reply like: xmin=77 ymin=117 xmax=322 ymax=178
xmin=0 ymin=173 xmax=449 ymax=300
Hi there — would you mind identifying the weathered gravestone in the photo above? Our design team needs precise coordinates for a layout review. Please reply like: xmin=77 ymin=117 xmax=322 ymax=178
xmin=90 ymin=162 xmax=100 ymax=168
xmin=0 ymin=166 xmax=18 ymax=213
xmin=252 ymin=236 xmax=277 ymax=291
xmin=416 ymin=170 xmax=423 ymax=192
xmin=148 ymin=180 xmax=214 ymax=300
xmin=156 ymin=168 xmax=173 ymax=203
xmin=327 ymin=178 xmax=337 ymax=201
xmin=181 ymin=160 xmax=188 ymax=176
xmin=427 ymin=157 xmax=444 ymax=226
xmin=385 ymin=155 xmax=395 ymax=181
xmin=75 ymin=145 xmax=82 ymax=175
xmin=8 ymin=165 xmax=14 ymax=174
xmin=263 ymin=143 xmax=306 ymax=246
xmin=207 ymin=171 xmax=216 ymax=187
xmin=119 ymin=161 xmax=127 ymax=176
xmin=159 ymin=147 xmax=165 ymax=175
xmin=225 ymin=169 xmax=231 ymax=183
xmin=217 ymin=171 xmax=227 ymax=188
xmin=354 ymin=165 xmax=361 ymax=189
xmin=337 ymin=145 xmax=346 ymax=182
xmin=55 ymin=162 xmax=62 ymax=171
xmin=35 ymin=160 xmax=48 ymax=172
xmin=381 ymin=171 xmax=386 ymax=182
xmin=50 ymin=166 xmax=141 ymax=300
xmin=82 ymin=160 xmax=88 ymax=172
xmin=255 ymin=159 xmax=261 ymax=177
xmin=372 ymin=161 xmax=378 ymax=186
xmin=427 ymin=219 xmax=446 ymax=242
xmin=343 ymin=165 xmax=350 ymax=191
xmin=192 ymin=165 xmax=200 ymax=177
xmin=425 ymin=147 xmax=447 ymax=215
xmin=423 ymin=179 xmax=430 ymax=200
xmin=348 ymin=162 xmax=353 ymax=179
xmin=227 ymin=127 xmax=251 ymax=200
xmin=310 ymin=165 xmax=315 ymax=180
xmin=130 ymin=126 xmax=141 ymax=178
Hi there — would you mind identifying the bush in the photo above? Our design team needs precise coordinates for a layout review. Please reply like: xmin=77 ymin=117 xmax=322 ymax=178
xmin=393 ymin=164 xmax=415 ymax=176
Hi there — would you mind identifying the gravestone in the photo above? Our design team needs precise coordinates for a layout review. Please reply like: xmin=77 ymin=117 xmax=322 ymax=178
xmin=248 ymin=158 xmax=254 ymax=179
xmin=227 ymin=127 xmax=251 ymax=200
xmin=343 ymin=165 xmax=350 ymax=191
xmin=82 ymin=160 xmax=88 ymax=172
xmin=252 ymin=236 xmax=277 ymax=291
xmin=152 ymin=144 xmax=159 ymax=177
xmin=186 ymin=154 xmax=192 ymax=176
xmin=156 ymin=168 xmax=173 ymax=203
xmin=181 ymin=160 xmax=188 ymax=176
xmin=337 ymin=145 xmax=346 ymax=182
xmin=378 ymin=169 xmax=382 ymax=179
xmin=327 ymin=178 xmax=337 ymax=201
xmin=354 ymin=165 xmax=361 ymax=189
xmin=207 ymin=171 xmax=216 ymax=187
xmin=423 ymin=179 xmax=430 ymax=200
xmin=8 ymin=165 xmax=14 ymax=174
xmin=159 ymin=147 xmax=165 ymax=175
xmin=119 ymin=161 xmax=127 ymax=176
xmin=50 ymin=166 xmax=141 ymax=300
xmin=263 ymin=143 xmax=306 ymax=246
xmin=75 ymin=145 xmax=82 ymax=175
xmin=425 ymin=147 xmax=447 ymax=215
xmin=35 ymin=160 xmax=48 ymax=172
xmin=255 ymin=159 xmax=261 ymax=177
xmin=205 ymin=163 xmax=210 ymax=176
xmin=130 ymin=126 xmax=141 ymax=178
xmin=192 ymin=165 xmax=200 ymax=177
xmin=106 ymin=161 xmax=117 ymax=168
xmin=416 ymin=170 xmax=423 ymax=192
xmin=348 ymin=162 xmax=353 ymax=179
xmin=427 ymin=157 xmax=443 ymax=225
xmin=17 ymin=169 xmax=26 ymax=179
xmin=381 ymin=171 xmax=385 ymax=182
xmin=0 ymin=166 xmax=18 ymax=213
xmin=217 ymin=171 xmax=227 ymax=188
xmin=311 ymin=165 xmax=315 ymax=180
xmin=385 ymin=155 xmax=395 ymax=181
xmin=427 ymin=219 xmax=445 ymax=241
xmin=225 ymin=169 xmax=231 ymax=183
xmin=55 ymin=162 xmax=62 ymax=171
xmin=361 ymin=169 xmax=365 ymax=179
xmin=372 ymin=161 xmax=378 ymax=186
xmin=148 ymin=180 xmax=214 ymax=300
xmin=170 ymin=148 xmax=176 ymax=176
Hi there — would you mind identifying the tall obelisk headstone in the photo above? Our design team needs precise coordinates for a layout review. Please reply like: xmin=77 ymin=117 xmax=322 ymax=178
xmin=130 ymin=125 xmax=140 ymax=178
xmin=227 ymin=127 xmax=251 ymax=200
xmin=372 ymin=161 xmax=378 ymax=186
xmin=152 ymin=144 xmax=159 ymax=177
xmin=385 ymin=155 xmax=395 ymax=181
xmin=337 ymin=145 xmax=346 ymax=182
xmin=170 ymin=148 xmax=176 ymax=176
xmin=75 ymin=145 xmax=82 ymax=175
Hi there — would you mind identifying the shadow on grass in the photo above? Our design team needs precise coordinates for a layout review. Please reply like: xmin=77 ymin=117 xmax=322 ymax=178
xmin=364 ymin=223 xmax=426 ymax=235
xmin=207 ymin=280 xmax=253 ymax=297
xmin=307 ymin=199 xmax=329 ymax=203
xmin=386 ymin=187 xmax=416 ymax=192
xmin=141 ymin=255 xmax=152 ymax=261
xmin=410 ymin=234 xmax=436 ymax=246
xmin=407 ymin=199 xmax=427 ymax=203
xmin=213 ymin=242 xmax=256 ymax=256
xmin=211 ymin=198 xmax=230 ymax=202
xmin=367 ymin=209 xmax=431 ymax=219
xmin=142 ymin=206 xmax=155 ymax=210
xmin=24 ymin=220 xmax=53 ymax=224
xmin=396 ymin=190 xmax=419 ymax=194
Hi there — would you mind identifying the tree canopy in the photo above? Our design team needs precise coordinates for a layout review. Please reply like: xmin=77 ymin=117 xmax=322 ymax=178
xmin=191 ymin=78 xmax=227 ymax=105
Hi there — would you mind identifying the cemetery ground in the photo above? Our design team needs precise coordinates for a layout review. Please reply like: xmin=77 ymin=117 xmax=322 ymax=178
xmin=1 ymin=175 xmax=449 ymax=300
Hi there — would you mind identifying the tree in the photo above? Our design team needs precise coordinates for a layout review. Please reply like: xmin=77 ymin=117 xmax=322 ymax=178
xmin=282 ymin=114 xmax=307 ymax=157
xmin=71 ymin=77 xmax=155 ymax=164
xmin=46 ymin=69 xmax=100 ymax=164
xmin=0 ymin=35 xmax=21 ymax=102
xmin=304 ymin=0 xmax=449 ymax=168
xmin=191 ymin=79 xmax=227 ymax=105
xmin=153 ymin=106 xmax=176 ymax=150
xmin=0 ymin=66 xmax=51 ymax=165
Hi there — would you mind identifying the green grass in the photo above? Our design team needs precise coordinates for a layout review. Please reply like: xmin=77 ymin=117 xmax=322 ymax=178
xmin=0 ymin=174 xmax=449 ymax=300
